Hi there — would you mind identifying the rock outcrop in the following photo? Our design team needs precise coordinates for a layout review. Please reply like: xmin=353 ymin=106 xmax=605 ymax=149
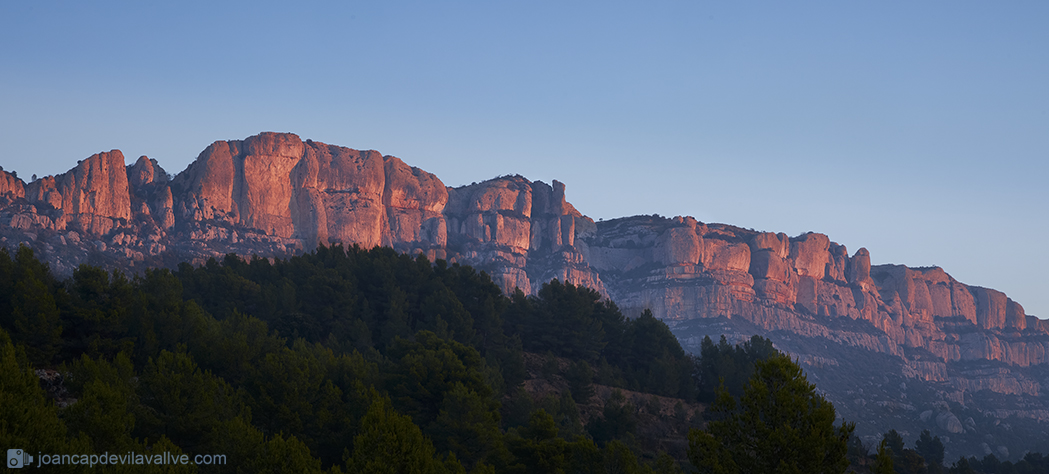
xmin=1 ymin=133 xmax=594 ymax=292
xmin=2 ymin=132 xmax=1047 ymax=459
xmin=21 ymin=150 xmax=131 ymax=236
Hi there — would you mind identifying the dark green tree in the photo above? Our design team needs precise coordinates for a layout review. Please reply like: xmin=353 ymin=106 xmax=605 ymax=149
xmin=916 ymin=429 xmax=945 ymax=472
xmin=242 ymin=340 xmax=361 ymax=468
xmin=4 ymin=246 xmax=63 ymax=365
xmin=602 ymin=440 xmax=643 ymax=474
xmin=347 ymin=392 xmax=455 ymax=474
xmin=386 ymin=331 xmax=501 ymax=467
xmin=62 ymin=352 xmax=139 ymax=452
xmin=696 ymin=334 xmax=778 ymax=402
xmin=884 ymin=429 xmax=905 ymax=456
xmin=134 ymin=350 xmax=247 ymax=452
xmin=431 ymin=382 xmax=502 ymax=466
xmin=61 ymin=265 xmax=136 ymax=361
xmin=507 ymin=279 xmax=620 ymax=362
xmin=846 ymin=435 xmax=871 ymax=471
xmin=565 ymin=435 xmax=603 ymax=474
xmin=948 ymin=457 xmax=978 ymax=474
xmin=617 ymin=309 xmax=694 ymax=398
xmin=688 ymin=354 xmax=854 ymax=474
xmin=588 ymin=389 xmax=638 ymax=446
xmin=211 ymin=416 xmax=324 ymax=474
xmin=0 ymin=331 xmax=90 ymax=467
xmin=506 ymin=410 xmax=568 ymax=474
xmin=873 ymin=439 xmax=895 ymax=474
xmin=883 ymin=429 xmax=927 ymax=474
xmin=565 ymin=359 xmax=596 ymax=404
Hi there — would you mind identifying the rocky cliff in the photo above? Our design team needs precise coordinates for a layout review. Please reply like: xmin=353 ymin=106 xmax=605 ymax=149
xmin=583 ymin=214 xmax=1048 ymax=369
xmin=0 ymin=133 xmax=599 ymax=295
xmin=2 ymin=132 xmax=1047 ymax=458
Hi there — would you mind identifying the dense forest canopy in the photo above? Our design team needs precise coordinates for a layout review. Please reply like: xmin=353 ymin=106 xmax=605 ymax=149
xmin=1 ymin=244 xmax=1046 ymax=473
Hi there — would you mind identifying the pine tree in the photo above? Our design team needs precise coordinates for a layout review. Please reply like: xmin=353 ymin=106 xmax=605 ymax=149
xmin=688 ymin=354 xmax=854 ymax=474
xmin=873 ymin=439 xmax=895 ymax=474
xmin=0 ymin=331 xmax=90 ymax=467
xmin=916 ymin=429 xmax=945 ymax=472
xmin=347 ymin=392 xmax=450 ymax=474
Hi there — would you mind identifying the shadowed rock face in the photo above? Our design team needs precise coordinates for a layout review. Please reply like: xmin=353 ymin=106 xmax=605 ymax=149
xmin=2 ymin=132 xmax=1048 ymax=455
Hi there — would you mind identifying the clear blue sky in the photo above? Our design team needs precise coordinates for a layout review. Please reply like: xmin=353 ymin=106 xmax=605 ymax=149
xmin=2 ymin=2 xmax=1047 ymax=319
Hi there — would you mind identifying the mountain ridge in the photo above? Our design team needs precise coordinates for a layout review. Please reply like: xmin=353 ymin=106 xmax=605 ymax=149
xmin=2 ymin=131 xmax=1047 ymax=458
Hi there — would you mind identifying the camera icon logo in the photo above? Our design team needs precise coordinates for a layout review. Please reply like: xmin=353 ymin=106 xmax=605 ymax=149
xmin=7 ymin=449 xmax=33 ymax=468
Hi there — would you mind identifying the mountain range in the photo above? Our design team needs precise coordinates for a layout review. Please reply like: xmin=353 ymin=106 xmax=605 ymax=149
xmin=2 ymin=132 xmax=1046 ymax=460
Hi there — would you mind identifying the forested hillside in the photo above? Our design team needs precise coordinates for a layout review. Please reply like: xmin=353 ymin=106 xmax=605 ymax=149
xmin=1 ymin=244 xmax=1047 ymax=473
xmin=0 ymin=245 xmax=696 ymax=473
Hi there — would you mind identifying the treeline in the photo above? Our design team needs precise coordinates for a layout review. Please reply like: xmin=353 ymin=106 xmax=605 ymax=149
xmin=687 ymin=336 xmax=1049 ymax=474
xmin=840 ymin=428 xmax=1049 ymax=474
xmin=3 ymin=243 xmax=1046 ymax=473
xmin=0 ymin=244 xmax=696 ymax=473
xmin=505 ymin=281 xmax=695 ymax=400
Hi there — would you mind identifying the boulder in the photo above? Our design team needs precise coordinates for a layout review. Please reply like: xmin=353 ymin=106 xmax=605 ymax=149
xmin=936 ymin=411 xmax=964 ymax=433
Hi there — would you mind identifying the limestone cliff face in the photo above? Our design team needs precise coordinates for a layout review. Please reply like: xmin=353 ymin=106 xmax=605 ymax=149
xmin=582 ymin=214 xmax=1049 ymax=369
xmin=18 ymin=150 xmax=132 ymax=236
xmin=2 ymin=133 xmax=1046 ymax=437
xmin=1 ymin=133 xmax=597 ymax=296
xmin=442 ymin=176 xmax=601 ymax=294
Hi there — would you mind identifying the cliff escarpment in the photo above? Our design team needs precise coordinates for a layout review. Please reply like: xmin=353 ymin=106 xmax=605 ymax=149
xmin=2 ymin=132 xmax=1047 ymax=457
xmin=585 ymin=214 xmax=1048 ymax=369
xmin=0 ymin=132 xmax=600 ymax=297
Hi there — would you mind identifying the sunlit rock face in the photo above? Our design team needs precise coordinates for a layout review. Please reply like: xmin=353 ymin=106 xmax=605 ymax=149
xmin=19 ymin=150 xmax=132 ymax=236
xmin=582 ymin=214 xmax=1049 ymax=369
xmin=442 ymin=175 xmax=602 ymax=295
xmin=0 ymin=170 xmax=25 ymax=200
xmin=0 ymin=132 xmax=601 ymax=297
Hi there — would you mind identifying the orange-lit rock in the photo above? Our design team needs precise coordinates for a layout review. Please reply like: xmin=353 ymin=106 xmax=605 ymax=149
xmin=847 ymin=248 xmax=874 ymax=288
xmin=974 ymin=287 xmax=1009 ymax=330
xmin=704 ymin=238 xmax=750 ymax=273
xmin=0 ymin=171 xmax=25 ymax=200
xmin=24 ymin=150 xmax=132 ymax=235
xmin=789 ymin=232 xmax=830 ymax=279
xmin=292 ymin=139 xmax=386 ymax=248
xmin=383 ymin=155 xmax=448 ymax=251
xmin=659 ymin=226 xmax=702 ymax=266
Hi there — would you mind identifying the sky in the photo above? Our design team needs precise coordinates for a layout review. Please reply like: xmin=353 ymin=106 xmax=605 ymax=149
xmin=1 ymin=1 xmax=1047 ymax=319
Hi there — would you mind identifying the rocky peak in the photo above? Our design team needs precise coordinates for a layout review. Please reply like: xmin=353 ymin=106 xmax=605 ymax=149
xmin=19 ymin=150 xmax=131 ymax=236
xmin=442 ymin=175 xmax=601 ymax=294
